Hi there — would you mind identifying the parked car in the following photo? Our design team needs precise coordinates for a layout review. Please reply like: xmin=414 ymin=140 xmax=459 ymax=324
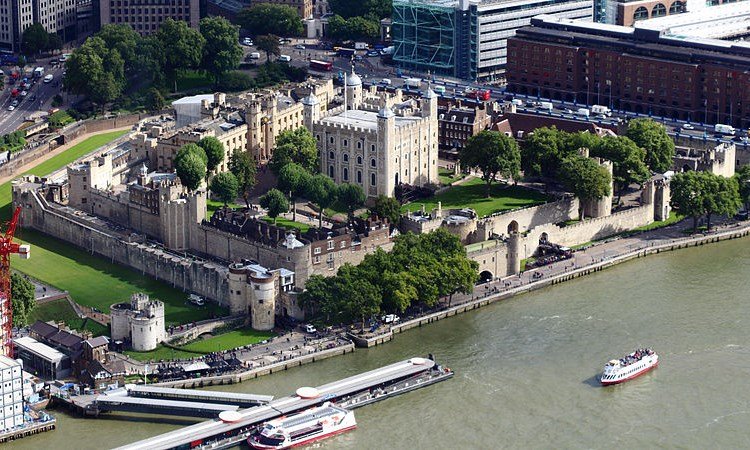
xmin=7 ymin=105 xmax=14 ymax=111
xmin=304 ymin=324 xmax=317 ymax=333
xmin=366 ymin=50 xmax=380 ymax=57
xmin=295 ymin=44 xmax=305 ymax=50
xmin=188 ymin=294 xmax=205 ymax=306
xmin=382 ymin=314 xmax=400 ymax=324
xmin=682 ymin=123 xmax=695 ymax=130
xmin=242 ymin=37 xmax=253 ymax=46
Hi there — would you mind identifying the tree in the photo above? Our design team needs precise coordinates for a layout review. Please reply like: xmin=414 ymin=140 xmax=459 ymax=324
xmin=255 ymin=34 xmax=281 ymax=63
xmin=370 ymin=195 xmax=401 ymax=226
xmin=626 ymin=118 xmax=675 ymax=174
xmin=735 ymin=164 xmax=750 ymax=211
xmin=175 ymin=150 xmax=207 ymax=192
xmin=64 ymin=37 xmax=126 ymax=111
xmin=380 ymin=271 xmax=418 ymax=313
xmin=210 ymin=172 xmax=239 ymax=206
xmin=11 ymin=273 xmax=35 ymax=328
xmin=439 ymin=255 xmax=479 ymax=307
xmin=21 ymin=23 xmax=48 ymax=55
xmin=277 ymin=162 xmax=311 ymax=221
xmin=46 ymin=32 xmax=63 ymax=52
xmin=298 ymin=275 xmax=335 ymax=320
xmin=176 ymin=143 xmax=208 ymax=168
xmin=228 ymin=150 xmax=256 ymax=208
xmin=338 ymin=183 xmax=366 ymax=222
xmin=591 ymin=136 xmax=650 ymax=202
xmin=260 ymin=188 xmax=290 ymax=224
xmin=137 ymin=35 xmax=166 ymax=85
xmin=236 ymin=5 xmax=303 ymax=37
xmin=671 ymin=171 xmax=707 ymax=233
xmin=96 ymin=24 xmax=141 ymax=69
xmin=328 ymin=0 xmax=392 ymax=19
xmin=145 ymin=87 xmax=165 ymax=112
xmin=701 ymin=173 xmax=741 ymax=231
xmin=304 ymin=174 xmax=338 ymax=229
xmin=559 ymin=156 xmax=612 ymax=220
xmin=198 ymin=136 xmax=225 ymax=176
xmin=521 ymin=127 xmax=566 ymax=178
xmin=459 ymin=130 xmax=521 ymax=198
xmin=200 ymin=17 xmax=243 ymax=85
xmin=333 ymin=265 xmax=381 ymax=330
xmin=157 ymin=19 xmax=206 ymax=90
xmin=327 ymin=15 xmax=379 ymax=42
xmin=269 ymin=128 xmax=319 ymax=175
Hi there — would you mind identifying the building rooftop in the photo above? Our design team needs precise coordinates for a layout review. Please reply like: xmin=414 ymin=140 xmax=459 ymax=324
xmin=172 ymin=94 xmax=215 ymax=106
xmin=638 ymin=2 xmax=750 ymax=40
xmin=319 ymin=109 xmax=422 ymax=130
xmin=14 ymin=336 xmax=66 ymax=363
xmin=0 ymin=355 xmax=20 ymax=369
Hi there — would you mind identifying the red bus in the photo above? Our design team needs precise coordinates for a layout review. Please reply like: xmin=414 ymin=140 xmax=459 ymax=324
xmin=309 ymin=60 xmax=333 ymax=72
xmin=465 ymin=89 xmax=491 ymax=101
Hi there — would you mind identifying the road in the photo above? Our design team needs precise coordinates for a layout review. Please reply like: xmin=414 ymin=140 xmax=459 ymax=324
xmin=0 ymin=55 xmax=65 ymax=135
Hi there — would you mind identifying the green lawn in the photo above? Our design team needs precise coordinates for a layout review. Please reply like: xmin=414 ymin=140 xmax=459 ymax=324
xmin=125 ymin=328 xmax=273 ymax=361
xmin=206 ymin=199 xmax=244 ymax=219
xmin=261 ymin=216 xmax=311 ymax=233
xmin=438 ymin=168 xmax=465 ymax=185
xmin=29 ymin=298 xmax=109 ymax=337
xmin=0 ymin=130 xmax=128 ymax=220
xmin=176 ymin=70 xmax=213 ymax=92
xmin=630 ymin=211 xmax=685 ymax=232
xmin=14 ymin=229 xmax=227 ymax=326
xmin=401 ymin=178 xmax=549 ymax=217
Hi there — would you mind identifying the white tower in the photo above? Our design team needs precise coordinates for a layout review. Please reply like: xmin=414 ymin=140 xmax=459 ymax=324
xmin=345 ymin=67 xmax=362 ymax=110
xmin=377 ymin=105 xmax=396 ymax=196
xmin=302 ymin=93 xmax=321 ymax=131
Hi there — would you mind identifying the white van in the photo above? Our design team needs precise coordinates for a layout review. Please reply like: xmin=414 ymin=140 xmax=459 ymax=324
xmin=43 ymin=74 xmax=53 ymax=83
xmin=714 ymin=124 xmax=736 ymax=135
xmin=576 ymin=108 xmax=591 ymax=118
xmin=188 ymin=294 xmax=205 ymax=306
xmin=433 ymin=85 xmax=446 ymax=95
xmin=249 ymin=52 xmax=261 ymax=59
xmin=591 ymin=105 xmax=612 ymax=117
xmin=538 ymin=101 xmax=553 ymax=112
xmin=381 ymin=78 xmax=392 ymax=85
xmin=278 ymin=55 xmax=291 ymax=62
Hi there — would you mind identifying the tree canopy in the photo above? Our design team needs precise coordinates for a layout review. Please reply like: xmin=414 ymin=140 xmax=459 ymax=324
xmin=11 ymin=273 xmax=35 ymax=327
xmin=270 ymin=128 xmax=319 ymax=175
xmin=198 ymin=136 xmax=225 ymax=175
xmin=672 ymin=171 xmax=740 ymax=232
xmin=236 ymin=5 xmax=303 ymax=37
xmin=590 ymin=136 xmax=650 ymax=200
xmin=626 ymin=118 xmax=675 ymax=174
xmin=210 ymin=172 xmax=239 ymax=205
xmin=255 ymin=34 xmax=281 ymax=62
xmin=259 ymin=188 xmax=290 ymax=224
xmin=157 ymin=19 xmax=206 ymax=86
xmin=328 ymin=0 xmax=392 ymax=19
xmin=175 ymin=144 xmax=208 ymax=191
xmin=228 ymin=150 xmax=256 ymax=208
xmin=735 ymin=164 xmax=750 ymax=211
xmin=64 ymin=37 xmax=126 ymax=111
xmin=277 ymin=162 xmax=311 ymax=221
xmin=559 ymin=156 xmax=612 ymax=219
xmin=145 ymin=87 xmax=165 ymax=112
xmin=300 ymin=229 xmax=478 ymax=326
xmin=338 ymin=183 xmax=366 ymax=221
xmin=21 ymin=23 xmax=48 ymax=55
xmin=370 ymin=195 xmax=401 ymax=226
xmin=459 ymin=130 xmax=521 ymax=197
xmin=200 ymin=17 xmax=243 ymax=85
xmin=305 ymin=174 xmax=338 ymax=229
xmin=327 ymin=15 xmax=380 ymax=42
xmin=521 ymin=127 xmax=602 ymax=179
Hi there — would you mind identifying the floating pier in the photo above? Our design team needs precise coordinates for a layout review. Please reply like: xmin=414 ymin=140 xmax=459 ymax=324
xmin=127 ymin=385 xmax=273 ymax=407
xmin=115 ymin=357 xmax=453 ymax=450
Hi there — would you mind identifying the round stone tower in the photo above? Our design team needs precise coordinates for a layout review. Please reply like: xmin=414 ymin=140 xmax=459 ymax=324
xmin=109 ymin=302 xmax=132 ymax=342
xmin=249 ymin=271 xmax=277 ymax=331
xmin=227 ymin=263 xmax=248 ymax=315
xmin=345 ymin=68 xmax=362 ymax=110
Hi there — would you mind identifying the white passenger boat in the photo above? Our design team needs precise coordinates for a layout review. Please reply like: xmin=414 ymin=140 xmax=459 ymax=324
xmin=600 ymin=348 xmax=658 ymax=385
xmin=248 ymin=402 xmax=356 ymax=449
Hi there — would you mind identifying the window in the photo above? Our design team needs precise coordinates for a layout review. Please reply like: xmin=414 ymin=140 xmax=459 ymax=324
xmin=371 ymin=173 xmax=376 ymax=185
xmin=314 ymin=247 xmax=321 ymax=255
xmin=651 ymin=3 xmax=666 ymax=17
xmin=343 ymin=139 xmax=348 ymax=147
xmin=329 ymin=136 xmax=334 ymax=144
xmin=371 ymin=158 xmax=376 ymax=168
xmin=357 ymin=156 xmax=362 ymax=164
xmin=328 ymin=165 xmax=334 ymax=178
xmin=343 ymin=167 xmax=349 ymax=181
xmin=357 ymin=170 xmax=362 ymax=183
xmin=633 ymin=6 xmax=648 ymax=21
xmin=327 ymin=241 xmax=334 ymax=250
xmin=329 ymin=151 xmax=335 ymax=159
xmin=343 ymin=153 xmax=349 ymax=162
xmin=371 ymin=144 xmax=376 ymax=152
xmin=357 ymin=141 xmax=362 ymax=149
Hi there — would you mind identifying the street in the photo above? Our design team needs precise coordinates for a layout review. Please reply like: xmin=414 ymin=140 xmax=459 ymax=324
xmin=0 ymin=55 xmax=66 ymax=135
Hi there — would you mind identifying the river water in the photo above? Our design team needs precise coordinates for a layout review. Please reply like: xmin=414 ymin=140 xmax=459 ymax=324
xmin=11 ymin=239 xmax=750 ymax=449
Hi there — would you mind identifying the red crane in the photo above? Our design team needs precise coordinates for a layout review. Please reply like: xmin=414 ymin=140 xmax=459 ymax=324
xmin=0 ymin=207 xmax=30 ymax=357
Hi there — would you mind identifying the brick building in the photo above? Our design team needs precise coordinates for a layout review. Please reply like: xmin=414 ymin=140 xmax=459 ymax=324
xmin=506 ymin=15 xmax=750 ymax=128
xmin=437 ymin=99 xmax=492 ymax=160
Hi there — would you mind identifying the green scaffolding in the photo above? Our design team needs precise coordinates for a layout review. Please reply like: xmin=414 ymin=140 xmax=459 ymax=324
xmin=392 ymin=0 xmax=459 ymax=76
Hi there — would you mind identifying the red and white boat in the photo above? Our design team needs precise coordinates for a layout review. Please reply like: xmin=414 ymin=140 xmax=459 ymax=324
xmin=600 ymin=348 xmax=658 ymax=385
xmin=248 ymin=402 xmax=356 ymax=449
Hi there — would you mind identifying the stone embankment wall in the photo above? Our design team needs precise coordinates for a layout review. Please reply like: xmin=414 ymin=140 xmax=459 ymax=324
xmin=166 ymin=316 xmax=245 ymax=346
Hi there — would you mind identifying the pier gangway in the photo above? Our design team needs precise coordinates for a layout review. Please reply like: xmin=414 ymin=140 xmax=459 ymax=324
xmin=91 ymin=396 xmax=240 ymax=418
xmin=127 ymin=385 xmax=273 ymax=408
xmin=115 ymin=357 xmax=452 ymax=450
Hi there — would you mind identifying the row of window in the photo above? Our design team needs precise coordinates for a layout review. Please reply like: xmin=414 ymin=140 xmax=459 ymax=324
xmin=317 ymin=134 xmax=376 ymax=152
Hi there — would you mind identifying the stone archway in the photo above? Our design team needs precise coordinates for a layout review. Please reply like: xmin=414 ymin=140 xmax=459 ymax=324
xmin=479 ymin=270 xmax=493 ymax=283
xmin=507 ymin=220 xmax=519 ymax=234
xmin=540 ymin=232 xmax=549 ymax=244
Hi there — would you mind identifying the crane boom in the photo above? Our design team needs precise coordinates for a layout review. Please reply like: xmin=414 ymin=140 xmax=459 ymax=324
xmin=0 ymin=207 xmax=28 ymax=357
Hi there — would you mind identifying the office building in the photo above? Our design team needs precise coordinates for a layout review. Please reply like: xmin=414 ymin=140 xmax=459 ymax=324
xmin=391 ymin=0 xmax=592 ymax=81
xmin=0 ymin=0 xmax=77 ymax=51
xmin=99 ymin=0 xmax=200 ymax=35
xmin=506 ymin=15 xmax=750 ymax=128
xmin=0 ymin=356 xmax=23 ymax=431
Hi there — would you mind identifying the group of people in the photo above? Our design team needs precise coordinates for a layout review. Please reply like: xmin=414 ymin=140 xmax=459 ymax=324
xmin=620 ymin=348 xmax=654 ymax=366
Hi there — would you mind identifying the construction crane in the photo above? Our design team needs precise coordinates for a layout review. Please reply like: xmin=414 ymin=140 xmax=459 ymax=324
xmin=0 ymin=206 xmax=30 ymax=357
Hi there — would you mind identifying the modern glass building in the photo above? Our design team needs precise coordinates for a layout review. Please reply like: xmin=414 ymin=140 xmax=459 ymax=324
xmin=392 ymin=0 xmax=593 ymax=81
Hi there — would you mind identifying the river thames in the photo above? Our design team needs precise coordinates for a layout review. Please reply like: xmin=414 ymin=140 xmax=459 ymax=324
xmin=11 ymin=238 xmax=750 ymax=449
